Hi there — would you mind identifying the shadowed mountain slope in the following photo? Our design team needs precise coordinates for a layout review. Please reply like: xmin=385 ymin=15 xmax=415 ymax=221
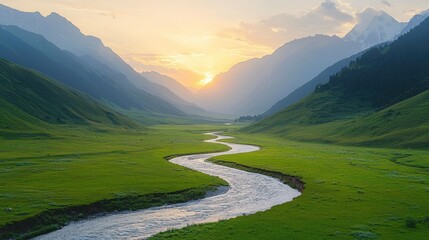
xmin=0 ymin=59 xmax=138 ymax=132
xmin=0 ymin=25 xmax=184 ymax=116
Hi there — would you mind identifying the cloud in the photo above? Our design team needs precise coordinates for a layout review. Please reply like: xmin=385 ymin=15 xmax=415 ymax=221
xmin=381 ymin=1 xmax=391 ymax=7
xmin=217 ymin=0 xmax=355 ymax=48
xmin=403 ymin=8 xmax=424 ymax=18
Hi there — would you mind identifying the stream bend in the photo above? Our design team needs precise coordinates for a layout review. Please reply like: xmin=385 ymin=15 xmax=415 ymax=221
xmin=37 ymin=133 xmax=301 ymax=240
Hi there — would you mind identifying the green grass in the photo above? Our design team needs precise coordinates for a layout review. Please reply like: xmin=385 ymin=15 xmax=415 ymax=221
xmin=118 ymin=109 xmax=232 ymax=126
xmin=330 ymin=90 xmax=429 ymax=148
xmin=151 ymin=131 xmax=429 ymax=240
xmin=0 ymin=124 xmax=230 ymax=238
xmin=248 ymin=90 xmax=429 ymax=149
xmin=252 ymin=87 xmax=374 ymax=126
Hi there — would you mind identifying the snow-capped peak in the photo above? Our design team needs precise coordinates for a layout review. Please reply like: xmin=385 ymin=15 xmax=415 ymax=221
xmin=344 ymin=8 xmax=406 ymax=49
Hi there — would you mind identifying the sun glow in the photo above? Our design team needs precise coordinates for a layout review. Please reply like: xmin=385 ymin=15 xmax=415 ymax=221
xmin=199 ymin=73 xmax=214 ymax=86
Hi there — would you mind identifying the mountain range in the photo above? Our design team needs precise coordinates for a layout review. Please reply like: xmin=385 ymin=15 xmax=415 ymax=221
xmin=198 ymin=35 xmax=362 ymax=116
xmin=197 ymin=8 xmax=406 ymax=117
xmin=141 ymin=71 xmax=196 ymax=104
xmin=264 ymin=10 xmax=429 ymax=117
xmin=1 ymin=2 xmax=427 ymax=136
xmin=0 ymin=4 xmax=202 ymax=116
xmin=249 ymin=16 xmax=429 ymax=148
xmin=0 ymin=25 xmax=184 ymax=116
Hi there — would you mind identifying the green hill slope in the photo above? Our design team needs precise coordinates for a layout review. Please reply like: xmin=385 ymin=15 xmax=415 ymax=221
xmin=263 ymin=52 xmax=364 ymax=117
xmin=332 ymin=90 xmax=429 ymax=148
xmin=249 ymin=18 xmax=429 ymax=148
xmin=0 ymin=59 xmax=137 ymax=132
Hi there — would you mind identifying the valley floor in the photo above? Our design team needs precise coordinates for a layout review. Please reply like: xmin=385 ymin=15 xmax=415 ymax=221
xmin=0 ymin=124 xmax=230 ymax=239
xmin=1 ymin=125 xmax=428 ymax=239
xmin=151 ymin=131 xmax=429 ymax=240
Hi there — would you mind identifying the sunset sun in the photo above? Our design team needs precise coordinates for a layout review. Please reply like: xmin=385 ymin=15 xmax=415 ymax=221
xmin=199 ymin=73 xmax=214 ymax=86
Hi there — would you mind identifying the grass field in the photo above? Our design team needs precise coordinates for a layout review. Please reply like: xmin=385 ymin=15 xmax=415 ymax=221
xmin=151 ymin=131 xmax=429 ymax=240
xmin=2 ymin=123 xmax=428 ymax=239
xmin=0 ymin=124 xmax=231 ymax=238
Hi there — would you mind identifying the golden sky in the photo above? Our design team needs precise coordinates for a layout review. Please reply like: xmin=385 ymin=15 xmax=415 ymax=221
xmin=0 ymin=0 xmax=428 ymax=89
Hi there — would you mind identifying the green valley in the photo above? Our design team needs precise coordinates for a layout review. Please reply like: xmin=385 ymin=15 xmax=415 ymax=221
xmin=1 ymin=2 xmax=429 ymax=240
xmin=151 ymin=132 xmax=429 ymax=239
xmin=0 ymin=125 xmax=230 ymax=239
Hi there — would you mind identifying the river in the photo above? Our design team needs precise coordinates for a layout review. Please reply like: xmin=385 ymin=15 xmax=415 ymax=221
xmin=36 ymin=133 xmax=300 ymax=239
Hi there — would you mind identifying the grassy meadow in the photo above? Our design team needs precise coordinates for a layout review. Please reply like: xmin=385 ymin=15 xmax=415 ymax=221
xmin=1 ymin=122 xmax=428 ymax=239
xmin=0 ymin=124 xmax=231 ymax=238
xmin=151 ymin=131 xmax=429 ymax=240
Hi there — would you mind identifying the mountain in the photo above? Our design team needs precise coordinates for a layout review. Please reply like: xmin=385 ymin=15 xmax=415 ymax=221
xmin=141 ymin=71 xmax=196 ymax=103
xmin=136 ymin=72 xmax=204 ymax=115
xmin=263 ymin=51 xmax=364 ymax=116
xmin=265 ymin=10 xmax=429 ymax=117
xmin=197 ymin=35 xmax=362 ymax=116
xmin=398 ymin=10 xmax=429 ymax=36
xmin=0 ymin=4 xmax=129 ymax=79
xmin=0 ymin=25 xmax=184 ymax=116
xmin=344 ymin=8 xmax=406 ymax=49
xmin=249 ymin=17 xmax=429 ymax=148
xmin=0 ymin=4 xmax=197 ymax=115
xmin=196 ymin=9 xmax=408 ymax=117
xmin=0 ymin=58 xmax=137 ymax=132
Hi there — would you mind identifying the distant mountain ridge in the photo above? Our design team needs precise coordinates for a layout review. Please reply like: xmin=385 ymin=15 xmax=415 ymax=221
xmin=197 ymin=35 xmax=362 ymax=116
xmin=0 ymin=25 xmax=184 ymax=116
xmin=398 ymin=10 xmax=429 ymax=36
xmin=196 ymin=8 xmax=408 ymax=116
xmin=0 ymin=4 xmax=202 ymax=115
xmin=0 ymin=4 xmax=127 ymax=78
xmin=141 ymin=71 xmax=196 ymax=104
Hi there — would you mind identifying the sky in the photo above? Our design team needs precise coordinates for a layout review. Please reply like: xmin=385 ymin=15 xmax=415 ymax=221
xmin=1 ymin=0 xmax=428 ymax=89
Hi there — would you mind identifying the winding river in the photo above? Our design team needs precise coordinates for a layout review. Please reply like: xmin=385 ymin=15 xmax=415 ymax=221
xmin=36 ymin=133 xmax=301 ymax=240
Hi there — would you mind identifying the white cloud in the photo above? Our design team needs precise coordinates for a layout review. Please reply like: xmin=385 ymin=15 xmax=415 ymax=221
xmin=218 ymin=0 xmax=355 ymax=48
